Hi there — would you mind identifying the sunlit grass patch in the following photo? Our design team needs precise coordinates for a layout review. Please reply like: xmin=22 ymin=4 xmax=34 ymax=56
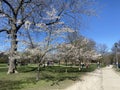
xmin=0 ymin=63 xmax=97 ymax=90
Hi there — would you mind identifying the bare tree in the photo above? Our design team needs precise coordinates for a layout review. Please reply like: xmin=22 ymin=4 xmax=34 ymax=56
xmin=96 ymin=44 xmax=108 ymax=64
xmin=111 ymin=40 xmax=120 ymax=65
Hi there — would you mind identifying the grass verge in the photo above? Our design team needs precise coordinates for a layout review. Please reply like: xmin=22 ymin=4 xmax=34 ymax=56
xmin=0 ymin=63 xmax=97 ymax=90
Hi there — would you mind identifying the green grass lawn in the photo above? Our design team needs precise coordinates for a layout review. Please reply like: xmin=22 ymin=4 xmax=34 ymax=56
xmin=0 ymin=63 xmax=97 ymax=90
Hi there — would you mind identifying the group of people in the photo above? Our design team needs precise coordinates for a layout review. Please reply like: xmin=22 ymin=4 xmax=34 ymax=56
xmin=47 ymin=61 xmax=54 ymax=66
xmin=81 ymin=61 xmax=100 ymax=69
xmin=97 ymin=61 xmax=100 ymax=68
xmin=81 ymin=62 xmax=90 ymax=68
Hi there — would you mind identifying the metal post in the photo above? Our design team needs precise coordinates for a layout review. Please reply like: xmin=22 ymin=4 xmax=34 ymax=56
xmin=0 ymin=1 xmax=2 ymax=10
xmin=115 ymin=43 xmax=118 ymax=68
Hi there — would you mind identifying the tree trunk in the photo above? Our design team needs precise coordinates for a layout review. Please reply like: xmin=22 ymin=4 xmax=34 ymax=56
xmin=8 ymin=58 xmax=18 ymax=74
xmin=36 ymin=56 xmax=42 ymax=81
xmin=65 ymin=59 xmax=67 ymax=66
xmin=36 ymin=63 xmax=41 ymax=81
xmin=65 ymin=59 xmax=68 ymax=73
xmin=7 ymin=26 xmax=18 ymax=74
xmin=71 ymin=61 xmax=73 ymax=67
xmin=59 ymin=60 xmax=60 ymax=66
xmin=43 ymin=60 xmax=46 ymax=68
xmin=79 ymin=59 xmax=82 ymax=71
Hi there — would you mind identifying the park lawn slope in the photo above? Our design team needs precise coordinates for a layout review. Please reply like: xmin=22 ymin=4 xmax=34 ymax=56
xmin=0 ymin=64 xmax=97 ymax=90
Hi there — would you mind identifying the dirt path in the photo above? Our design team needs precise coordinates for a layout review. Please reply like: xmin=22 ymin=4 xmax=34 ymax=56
xmin=64 ymin=65 xmax=120 ymax=90
xmin=102 ymin=66 xmax=120 ymax=90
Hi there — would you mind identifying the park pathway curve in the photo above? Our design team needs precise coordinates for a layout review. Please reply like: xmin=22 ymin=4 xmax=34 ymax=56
xmin=102 ymin=66 xmax=120 ymax=90
xmin=64 ymin=65 xmax=120 ymax=90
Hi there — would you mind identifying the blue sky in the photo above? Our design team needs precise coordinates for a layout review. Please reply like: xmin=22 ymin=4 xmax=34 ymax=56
xmin=0 ymin=0 xmax=120 ymax=52
xmin=81 ymin=0 xmax=120 ymax=51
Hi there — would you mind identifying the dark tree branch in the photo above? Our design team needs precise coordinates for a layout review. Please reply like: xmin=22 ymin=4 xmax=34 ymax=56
xmin=26 ymin=29 xmax=34 ymax=49
xmin=15 ymin=0 xmax=24 ymax=15
xmin=0 ymin=10 xmax=13 ymax=21
xmin=17 ymin=21 xmax=25 ymax=32
xmin=21 ymin=3 xmax=43 ymax=23
xmin=0 ymin=29 xmax=10 ymax=34
xmin=24 ymin=0 xmax=32 ymax=3
xmin=2 ymin=0 xmax=16 ymax=16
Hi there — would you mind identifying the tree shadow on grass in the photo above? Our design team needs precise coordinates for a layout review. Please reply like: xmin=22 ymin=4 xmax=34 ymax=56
xmin=0 ymin=80 xmax=23 ymax=90
xmin=0 ymin=68 xmax=7 ymax=72
xmin=18 ymin=66 xmax=37 ymax=73
xmin=0 ymin=77 xmax=37 ymax=90
xmin=40 ymin=72 xmax=82 ymax=86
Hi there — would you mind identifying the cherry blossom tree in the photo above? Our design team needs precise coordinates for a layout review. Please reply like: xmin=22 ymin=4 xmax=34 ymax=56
xmin=0 ymin=0 xmax=96 ymax=74
xmin=58 ymin=33 xmax=100 ymax=70
xmin=22 ymin=8 xmax=75 ymax=80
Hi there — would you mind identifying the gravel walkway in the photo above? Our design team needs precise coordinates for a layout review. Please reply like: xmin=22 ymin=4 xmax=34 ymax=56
xmin=65 ymin=65 xmax=120 ymax=90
